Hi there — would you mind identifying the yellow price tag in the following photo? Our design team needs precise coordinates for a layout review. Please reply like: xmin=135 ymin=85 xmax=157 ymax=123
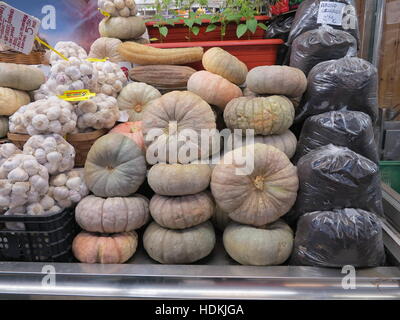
xmin=58 ymin=90 xmax=96 ymax=102
xmin=98 ymin=8 xmax=111 ymax=17
xmin=35 ymin=36 xmax=69 ymax=61
xmin=86 ymin=57 xmax=109 ymax=62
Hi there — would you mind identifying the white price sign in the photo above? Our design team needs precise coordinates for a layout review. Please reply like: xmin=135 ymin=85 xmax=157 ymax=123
xmin=317 ymin=1 xmax=346 ymax=26
xmin=0 ymin=2 xmax=40 ymax=54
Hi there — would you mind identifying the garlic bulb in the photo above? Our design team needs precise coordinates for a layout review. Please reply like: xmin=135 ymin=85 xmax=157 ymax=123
xmin=49 ymin=41 xmax=88 ymax=65
xmin=23 ymin=134 xmax=75 ymax=175
xmin=75 ymin=94 xmax=119 ymax=131
xmin=0 ymin=143 xmax=21 ymax=166
xmin=33 ymin=57 xmax=99 ymax=100
xmin=0 ymin=154 xmax=49 ymax=209
xmin=98 ymin=0 xmax=138 ymax=17
xmin=47 ymin=169 xmax=89 ymax=209
xmin=92 ymin=61 xmax=127 ymax=97
xmin=9 ymin=97 xmax=77 ymax=135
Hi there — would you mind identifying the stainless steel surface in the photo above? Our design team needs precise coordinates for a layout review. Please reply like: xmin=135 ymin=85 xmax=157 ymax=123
xmin=372 ymin=0 xmax=386 ymax=67
xmin=382 ymin=183 xmax=400 ymax=232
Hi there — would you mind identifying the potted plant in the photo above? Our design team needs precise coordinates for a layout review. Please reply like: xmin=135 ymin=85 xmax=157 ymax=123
xmin=146 ymin=0 xmax=284 ymax=70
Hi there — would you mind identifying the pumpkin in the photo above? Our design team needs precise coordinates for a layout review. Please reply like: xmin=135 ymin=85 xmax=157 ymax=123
xmin=212 ymin=205 xmax=231 ymax=231
xmin=187 ymin=71 xmax=243 ymax=110
xmin=150 ymin=191 xmax=214 ymax=229
xmin=0 ymin=117 xmax=8 ymax=138
xmin=246 ymin=66 xmax=307 ymax=98
xmin=84 ymin=133 xmax=147 ymax=197
xmin=143 ymin=221 xmax=216 ymax=264
xmin=118 ymin=42 xmax=204 ymax=65
xmin=72 ymin=231 xmax=138 ymax=264
xmin=142 ymin=91 xmax=218 ymax=164
xmin=88 ymin=37 xmax=123 ymax=62
xmin=228 ymin=130 xmax=297 ymax=159
xmin=129 ymin=65 xmax=196 ymax=89
xmin=117 ymin=82 xmax=161 ymax=121
xmin=99 ymin=16 xmax=146 ymax=40
xmin=0 ymin=63 xmax=45 ymax=91
xmin=224 ymin=96 xmax=295 ymax=135
xmin=148 ymin=163 xmax=211 ymax=196
xmin=211 ymin=144 xmax=299 ymax=227
xmin=202 ymin=47 xmax=248 ymax=85
xmin=110 ymin=121 xmax=145 ymax=151
xmin=0 ymin=87 xmax=30 ymax=116
xmin=75 ymin=194 xmax=150 ymax=233
xmin=223 ymin=220 xmax=294 ymax=266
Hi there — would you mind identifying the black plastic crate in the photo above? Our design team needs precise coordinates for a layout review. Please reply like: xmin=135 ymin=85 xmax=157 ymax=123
xmin=0 ymin=208 xmax=79 ymax=262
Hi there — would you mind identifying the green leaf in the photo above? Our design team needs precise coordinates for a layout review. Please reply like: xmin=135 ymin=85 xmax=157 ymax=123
xmin=206 ymin=24 xmax=217 ymax=32
xmin=236 ymin=23 xmax=247 ymax=38
xmin=194 ymin=18 xmax=202 ymax=25
xmin=192 ymin=26 xmax=200 ymax=36
xmin=246 ymin=18 xmax=257 ymax=34
xmin=166 ymin=18 xmax=176 ymax=26
xmin=159 ymin=26 xmax=168 ymax=37
xmin=257 ymin=22 xmax=268 ymax=31
xmin=210 ymin=15 xmax=220 ymax=23
xmin=185 ymin=18 xmax=195 ymax=28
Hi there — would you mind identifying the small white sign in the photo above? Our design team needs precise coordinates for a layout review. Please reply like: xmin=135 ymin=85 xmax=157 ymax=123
xmin=0 ymin=2 xmax=40 ymax=54
xmin=118 ymin=110 xmax=130 ymax=123
xmin=317 ymin=1 xmax=346 ymax=26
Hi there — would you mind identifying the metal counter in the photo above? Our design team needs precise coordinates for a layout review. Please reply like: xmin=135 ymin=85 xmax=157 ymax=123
xmin=0 ymin=184 xmax=399 ymax=300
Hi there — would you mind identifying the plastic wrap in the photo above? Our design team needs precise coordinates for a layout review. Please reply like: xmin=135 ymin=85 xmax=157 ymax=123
xmin=295 ymin=57 xmax=379 ymax=123
xmin=291 ymin=208 xmax=386 ymax=267
xmin=290 ymin=26 xmax=357 ymax=76
xmin=294 ymin=111 xmax=379 ymax=163
xmin=287 ymin=0 xmax=360 ymax=46
xmin=295 ymin=144 xmax=383 ymax=217
xmin=265 ymin=14 xmax=295 ymax=41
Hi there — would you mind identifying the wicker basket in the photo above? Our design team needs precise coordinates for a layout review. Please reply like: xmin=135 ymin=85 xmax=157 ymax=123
xmin=0 ymin=51 xmax=46 ymax=65
xmin=7 ymin=132 xmax=30 ymax=149
xmin=67 ymin=129 xmax=108 ymax=167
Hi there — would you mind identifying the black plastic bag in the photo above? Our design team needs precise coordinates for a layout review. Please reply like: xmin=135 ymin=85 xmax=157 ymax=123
xmin=265 ymin=14 xmax=295 ymax=41
xmin=287 ymin=0 xmax=360 ymax=46
xmin=294 ymin=111 xmax=379 ymax=163
xmin=290 ymin=26 xmax=357 ymax=76
xmin=291 ymin=208 xmax=386 ymax=267
xmin=295 ymin=144 xmax=383 ymax=217
xmin=295 ymin=57 xmax=379 ymax=124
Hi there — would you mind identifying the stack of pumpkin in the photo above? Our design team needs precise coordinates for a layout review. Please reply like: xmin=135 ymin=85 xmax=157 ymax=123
xmin=140 ymin=91 xmax=218 ymax=264
xmin=72 ymin=133 xmax=149 ymax=264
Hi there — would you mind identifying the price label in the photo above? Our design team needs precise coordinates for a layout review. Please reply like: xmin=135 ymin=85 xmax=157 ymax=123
xmin=0 ymin=2 xmax=41 ymax=54
xmin=86 ymin=57 xmax=109 ymax=62
xmin=58 ymin=90 xmax=96 ymax=102
xmin=317 ymin=1 xmax=346 ymax=26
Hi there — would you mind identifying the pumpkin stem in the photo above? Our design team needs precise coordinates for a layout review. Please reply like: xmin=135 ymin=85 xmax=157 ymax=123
xmin=133 ymin=104 xmax=143 ymax=113
xmin=253 ymin=176 xmax=265 ymax=191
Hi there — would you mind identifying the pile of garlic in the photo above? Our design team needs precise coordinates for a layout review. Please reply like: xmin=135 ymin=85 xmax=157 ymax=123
xmin=47 ymin=169 xmax=89 ymax=209
xmin=0 ymin=154 xmax=49 ymax=210
xmin=0 ymin=144 xmax=21 ymax=166
xmin=93 ymin=61 xmax=127 ymax=97
xmin=50 ymin=41 xmax=88 ymax=65
xmin=23 ymin=134 xmax=75 ymax=175
xmin=75 ymin=94 xmax=120 ymax=131
xmin=9 ymin=97 xmax=77 ymax=136
xmin=98 ymin=0 xmax=137 ymax=17
xmin=34 ymin=57 xmax=99 ymax=100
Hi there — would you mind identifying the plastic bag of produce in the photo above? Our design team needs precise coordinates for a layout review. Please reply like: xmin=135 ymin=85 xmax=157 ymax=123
xmin=265 ymin=14 xmax=295 ymax=41
xmin=287 ymin=0 xmax=360 ymax=46
xmin=290 ymin=26 xmax=357 ymax=76
xmin=294 ymin=111 xmax=379 ymax=163
xmin=291 ymin=208 xmax=386 ymax=267
xmin=295 ymin=144 xmax=383 ymax=217
xmin=295 ymin=57 xmax=379 ymax=123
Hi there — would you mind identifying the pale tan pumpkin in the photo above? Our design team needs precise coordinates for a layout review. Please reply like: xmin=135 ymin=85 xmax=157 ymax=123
xmin=0 ymin=63 xmax=45 ymax=91
xmin=211 ymin=144 xmax=299 ymax=227
xmin=246 ymin=66 xmax=307 ymax=98
xmin=99 ymin=16 xmax=146 ymax=40
xmin=75 ymin=194 xmax=150 ymax=233
xmin=150 ymin=192 xmax=214 ymax=229
xmin=148 ymin=163 xmax=211 ymax=196
xmin=0 ymin=116 xmax=8 ymax=138
xmin=187 ymin=71 xmax=243 ymax=110
xmin=72 ymin=231 xmax=138 ymax=264
xmin=143 ymin=221 xmax=216 ymax=264
xmin=202 ymin=47 xmax=248 ymax=85
xmin=88 ymin=37 xmax=123 ymax=62
xmin=0 ymin=87 xmax=30 ymax=116
xmin=117 ymin=82 xmax=161 ymax=121
xmin=142 ymin=91 xmax=218 ymax=164
xmin=84 ymin=133 xmax=147 ymax=197
xmin=224 ymin=96 xmax=295 ymax=135
xmin=223 ymin=220 xmax=294 ymax=266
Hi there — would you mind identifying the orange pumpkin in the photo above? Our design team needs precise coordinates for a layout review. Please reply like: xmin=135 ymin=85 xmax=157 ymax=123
xmin=110 ymin=121 xmax=145 ymax=151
